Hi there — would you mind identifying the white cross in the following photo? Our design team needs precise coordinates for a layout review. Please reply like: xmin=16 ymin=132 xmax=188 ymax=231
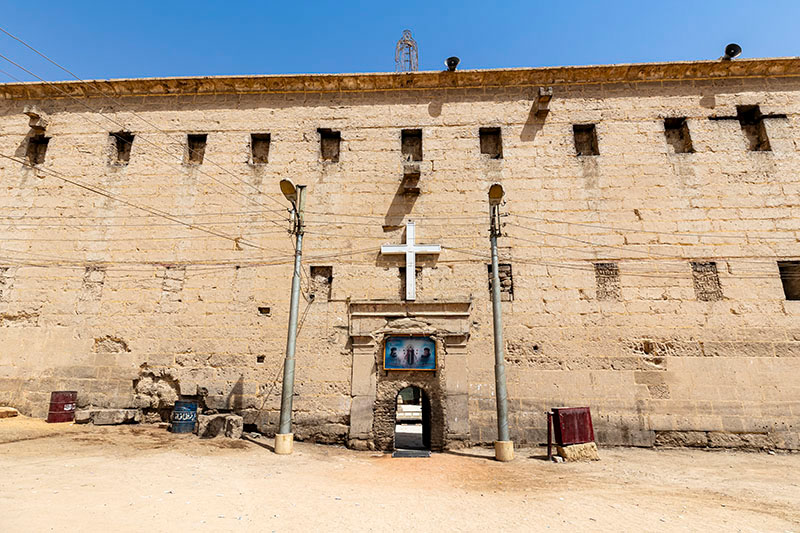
xmin=381 ymin=220 xmax=441 ymax=301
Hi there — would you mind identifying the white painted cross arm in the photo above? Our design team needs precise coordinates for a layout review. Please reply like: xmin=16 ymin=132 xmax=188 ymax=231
xmin=380 ymin=220 xmax=441 ymax=301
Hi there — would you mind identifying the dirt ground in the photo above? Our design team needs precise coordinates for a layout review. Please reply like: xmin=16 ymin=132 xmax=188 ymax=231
xmin=1 ymin=417 xmax=798 ymax=532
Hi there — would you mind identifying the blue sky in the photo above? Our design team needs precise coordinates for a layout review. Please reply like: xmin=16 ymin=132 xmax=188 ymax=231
xmin=1 ymin=1 xmax=798 ymax=81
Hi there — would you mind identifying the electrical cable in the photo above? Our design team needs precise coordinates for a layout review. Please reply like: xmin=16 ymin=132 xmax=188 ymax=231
xmin=0 ymin=152 xmax=287 ymax=254
xmin=511 ymin=213 xmax=800 ymax=242
xmin=0 ymin=51 xmax=291 ymax=230
xmin=0 ymin=25 xmax=292 ymax=215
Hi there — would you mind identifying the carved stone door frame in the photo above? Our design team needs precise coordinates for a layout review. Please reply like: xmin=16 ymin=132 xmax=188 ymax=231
xmin=347 ymin=300 xmax=471 ymax=451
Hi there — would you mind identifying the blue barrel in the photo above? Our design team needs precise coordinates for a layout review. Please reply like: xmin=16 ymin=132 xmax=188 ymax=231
xmin=170 ymin=400 xmax=197 ymax=433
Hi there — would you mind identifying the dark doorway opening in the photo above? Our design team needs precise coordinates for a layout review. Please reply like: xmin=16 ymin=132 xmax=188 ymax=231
xmin=394 ymin=386 xmax=431 ymax=452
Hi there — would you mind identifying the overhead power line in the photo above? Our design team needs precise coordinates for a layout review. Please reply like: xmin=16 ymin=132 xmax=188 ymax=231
xmin=0 ymin=153 xmax=288 ymax=254
xmin=0 ymin=25 xmax=291 ymax=215
xmin=0 ymin=51 xmax=290 ymax=231
xmin=511 ymin=213 xmax=800 ymax=242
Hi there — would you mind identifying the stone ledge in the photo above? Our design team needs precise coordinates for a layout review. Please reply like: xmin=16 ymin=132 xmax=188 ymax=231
xmin=75 ymin=408 xmax=141 ymax=425
xmin=0 ymin=407 xmax=19 ymax=418
xmin=2 ymin=58 xmax=798 ymax=100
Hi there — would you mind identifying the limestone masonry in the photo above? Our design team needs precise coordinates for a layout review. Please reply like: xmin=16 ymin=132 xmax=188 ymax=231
xmin=1 ymin=57 xmax=799 ymax=450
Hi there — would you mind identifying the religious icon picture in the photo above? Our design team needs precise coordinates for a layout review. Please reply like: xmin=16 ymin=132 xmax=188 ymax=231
xmin=384 ymin=336 xmax=436 ymax=371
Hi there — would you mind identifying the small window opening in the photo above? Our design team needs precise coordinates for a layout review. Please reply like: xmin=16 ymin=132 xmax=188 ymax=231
xmin=26 ymin=133 xmax=50 ymax=165
xmin=778 ymin=261 xmax=800 ymax=300
xmin=737 ymin=105 xmax=771 ymax=151
xmin=664 ymin=118 xmax=694 ymax=154
xmin=309 ymin=266 xmax=333 ymax=301
xmin=0 ymin=266 xmax=12 ymax=302
xmin=257 ymin=306 xmax=271 ymax=316
xmin=691 ymin=261 xmax=723 ymax=301
xmin=479 ymin=127 xmax=503 ymax=159
xmin=111 ymin=132 xmax=134 ymax=164
xmin=250 ymin=133 xmax=270 ymax=164
xmin=594 ymin=262 xmax=621 ymax=300
xmin=186 ymin=134 xmax=207 ymax=164
xmin=256 ymin=355 xmax=265 ymax=364
xmin=395 ymin=386 xmax=430 ymax=452
xmin=488 ymin=263 xmax=514 ymax=301
xmin=573 ymin=124 xmax=599 ymax=156
xmin=318 ymin=128 xmax=340 ymax=162
xmin=401 ymin=129 xmax=423 ymax=161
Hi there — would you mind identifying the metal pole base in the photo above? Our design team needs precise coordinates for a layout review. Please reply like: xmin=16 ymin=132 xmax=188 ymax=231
xmin=494 ymin=440 xmax=514 ymax=462
xmin=274 ymin=433 xmax=294 ymax=455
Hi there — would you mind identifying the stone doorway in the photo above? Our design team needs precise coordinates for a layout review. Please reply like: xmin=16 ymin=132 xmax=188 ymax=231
xmin=394 ymin=386 xmax=431 ymax=451
xmin=347 ymin=301 xmax=473 ymax=451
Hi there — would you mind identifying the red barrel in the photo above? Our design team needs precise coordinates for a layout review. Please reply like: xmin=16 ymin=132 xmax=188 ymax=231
xmin=46 ymin=391 xmax=77 ymax=423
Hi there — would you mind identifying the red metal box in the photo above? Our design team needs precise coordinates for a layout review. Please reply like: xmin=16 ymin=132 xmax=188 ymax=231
xmin=552 ymin=407 xmax=594 ymax=445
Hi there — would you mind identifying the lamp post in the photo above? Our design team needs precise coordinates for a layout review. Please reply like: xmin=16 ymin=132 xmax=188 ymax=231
xmin=488 ymin=183 xmax=513 ymax=462
xmin=275 ymin=179 xmax=306 ymax=455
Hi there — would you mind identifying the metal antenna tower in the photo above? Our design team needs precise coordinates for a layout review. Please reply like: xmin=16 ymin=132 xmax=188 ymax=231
xmin=395 ymin=30 xmax=419 ymax=72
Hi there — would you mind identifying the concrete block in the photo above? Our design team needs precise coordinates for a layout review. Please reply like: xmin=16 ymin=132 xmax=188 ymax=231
xmin=556 ymin=442 xmax=600 ymax=461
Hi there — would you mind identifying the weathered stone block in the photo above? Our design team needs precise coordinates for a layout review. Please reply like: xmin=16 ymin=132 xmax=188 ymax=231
xmin=91 ymin=409 xmax=142 ymax=425
xmin=348 ymin=395 xmax=375 ymax=438
xmin=74 ymin=409 xmax=93 ymax=424
xmin=707 ymin=431 xmax=775 ymax=449
xmin=654 ymin=430 xmax=708 ymax=447
xmin=0 ymin=406 xmax=18 ymax=418
xmin=556 ymin=442 xmax=600 ymax=461
xmin=197 ymin=413 xmax=243 ymax=439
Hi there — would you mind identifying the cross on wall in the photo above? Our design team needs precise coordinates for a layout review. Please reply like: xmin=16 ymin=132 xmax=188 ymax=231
xmin=380 ymin=220 xmax=441 ymax=301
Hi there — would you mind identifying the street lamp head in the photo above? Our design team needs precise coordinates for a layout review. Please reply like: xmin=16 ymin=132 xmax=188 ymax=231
xmin=280 ymin=179 xmax=297 ymax=204
xmin=488 ymin=183 xmax=505 ymax=206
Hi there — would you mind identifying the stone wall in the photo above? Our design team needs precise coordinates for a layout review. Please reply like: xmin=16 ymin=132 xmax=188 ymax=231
xmin=1 ymin=59 xmax=799 ymax=449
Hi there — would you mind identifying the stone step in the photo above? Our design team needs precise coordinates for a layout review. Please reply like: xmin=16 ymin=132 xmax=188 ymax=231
xmin=0 ymin=407 xmax=19 ymax=419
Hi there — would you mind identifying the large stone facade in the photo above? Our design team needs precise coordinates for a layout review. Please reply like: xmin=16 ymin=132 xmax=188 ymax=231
xmin=1 ymin=58 xmax=799 ymax=449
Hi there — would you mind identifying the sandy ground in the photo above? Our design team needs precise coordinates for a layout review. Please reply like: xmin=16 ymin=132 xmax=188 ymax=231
xmin=0 ymin=417 xmax=798 ymax=533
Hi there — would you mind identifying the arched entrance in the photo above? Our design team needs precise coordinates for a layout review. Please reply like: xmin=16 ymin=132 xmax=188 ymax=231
xmin=394 ymin=386 xmax=431 ymax=451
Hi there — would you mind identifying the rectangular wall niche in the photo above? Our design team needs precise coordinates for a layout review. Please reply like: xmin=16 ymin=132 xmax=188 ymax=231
xmin=26 ymin=134 xmax=50 ymax=165
xmin=309 ymin=266 xmax=333 ymax=301
xmin=691 ymin=261 xmax=723 ymax=301
xmin=487 ymin=263 xmax=514 ymax=301
xmin=401 ymin=129 xmax=422 ymax=161
xmin=318 ymin=128 xmax=341 ymax=162
xmin=250 ymin=133 xmax=270 ymax=164
xmin=479 ymin=127 xmax=503 ymax=159
xmin=573 ymin=124 xmax=599 ymax=156
xmin=664 ymin=118 xmax=694 ymax=154
xmin=111 ymin=132 xmax=134 ymax=164
xmin=594 ymin=262 xmax=621 ymax=300
xmin=0 ymin=266 xmax=14 ymax=302
xmin=186 ymin=134 xmax=207 ymax=164
xmin=778 ymin=261 xmax=800 ymax=300
xmin=737 ymin=105 xmax=771 ymax=151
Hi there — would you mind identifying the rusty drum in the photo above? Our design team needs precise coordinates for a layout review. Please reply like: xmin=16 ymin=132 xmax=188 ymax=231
xmin=46 ymin=391 xmax=77 ymax=423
